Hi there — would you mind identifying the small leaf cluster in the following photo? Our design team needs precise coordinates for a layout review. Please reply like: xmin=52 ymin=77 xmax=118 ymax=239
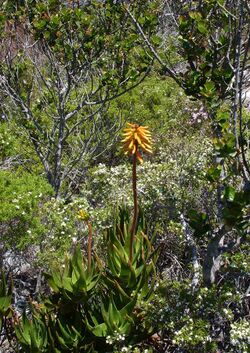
xmin=178 ymin=1 xmax=234 ymax=100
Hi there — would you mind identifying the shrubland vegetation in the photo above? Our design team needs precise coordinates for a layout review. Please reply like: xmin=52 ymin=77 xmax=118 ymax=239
xmin=0 ymin=1 xmax=249 ymax=352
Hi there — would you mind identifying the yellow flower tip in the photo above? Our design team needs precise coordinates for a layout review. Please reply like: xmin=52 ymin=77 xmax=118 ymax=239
xmin=121 ymin=122 xmax=153 ymax=162
xmin=77 ymin=209 xmax=90 ymax=221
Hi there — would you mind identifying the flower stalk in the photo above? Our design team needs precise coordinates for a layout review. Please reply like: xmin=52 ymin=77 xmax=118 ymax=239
xmin=121 ymin=123 xmax=152 ymax=263
xmin=78 ymin=209 xmax=92 ymax=271
xmin=86 ymin=220 xmax=92 ymax=272
xmin=130 ymin=141 xmax=138 ymax=263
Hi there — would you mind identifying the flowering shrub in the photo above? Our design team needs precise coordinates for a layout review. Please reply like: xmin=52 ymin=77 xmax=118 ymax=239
xmin=140 ymin=279 xmax=249 ymax=352
xmin=172 ymin=318 xmax=210 ymax=348
xmin=230 ymin=319 xmax=250 ymax=353
xmin=0 ymin=125 xmax=15 ymax=159
xmin=87 ymin=131 xmax=213 ymax=230
xmin=0 ymin=170 xmax=53 ymax=249
xmin=29 ymin=195 xmax=115 ymax=267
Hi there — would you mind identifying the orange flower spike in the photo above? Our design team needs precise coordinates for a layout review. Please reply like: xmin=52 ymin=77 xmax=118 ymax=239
xmin=122 ymin=123 xmax=153 ymax=163
xmin=122 ymin=122 xmax=153 ymax=263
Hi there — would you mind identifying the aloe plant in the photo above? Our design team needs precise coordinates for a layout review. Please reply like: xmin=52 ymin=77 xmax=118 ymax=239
xmin=15 ymin=209 xmax=158 ymax=352
xmin=44 ymin=246 xmax=101 ymax=304
xmin=84 ymin=208 xmax=159 ymax=348
xmin=15 ymin=313 xmax=48 ymax=352
xmin=55 ymin=319 xmax=85 ymax=351
xmin=105 ymin=208 xmax=158 ymax=299
xmin=86 ymin=294 xmax=137 ymax=337
xmin=0 ymin=272 xmax=12 ymax=334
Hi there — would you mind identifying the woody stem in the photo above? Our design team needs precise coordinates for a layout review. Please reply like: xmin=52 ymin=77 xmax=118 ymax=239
xmin=130 ymin=144 xmax=138 ymax=263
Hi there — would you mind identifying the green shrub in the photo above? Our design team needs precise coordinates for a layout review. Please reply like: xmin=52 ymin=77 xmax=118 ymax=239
xmin=144 ymin=279 xmax=248 ymax=352
xmin=0 ymin=170 xmax=53 ymax=249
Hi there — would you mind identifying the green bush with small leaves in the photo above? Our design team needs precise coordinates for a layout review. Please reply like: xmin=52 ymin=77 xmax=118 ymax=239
xmin=0 ymin=170 xmax=53 ymax=249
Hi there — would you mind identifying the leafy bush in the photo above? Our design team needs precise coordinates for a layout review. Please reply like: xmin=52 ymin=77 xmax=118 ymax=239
xmin=0 ymin=170 xmax=53 ymax=249
xmin=230 ymin=319 xmax=250 ymax=353
xmin=143 ymin=279 xmax=249 ymax=352
xmin=0 ymin=123 xmax=17 ymax=160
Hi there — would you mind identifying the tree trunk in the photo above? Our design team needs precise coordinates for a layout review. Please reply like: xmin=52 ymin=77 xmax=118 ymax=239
xmin=203 ymin=227 xmax=226 ymax=287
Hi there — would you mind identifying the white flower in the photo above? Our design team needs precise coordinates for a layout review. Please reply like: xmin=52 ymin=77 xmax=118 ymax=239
xmin=118 ymin=334 xmax=125 ymax=341
xmin=105 ymin=335 xmax=113 ymax=345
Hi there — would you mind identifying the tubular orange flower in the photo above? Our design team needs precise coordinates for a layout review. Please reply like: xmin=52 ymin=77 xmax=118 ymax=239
xmin=122 ymin=123 xmax=153 ymax=163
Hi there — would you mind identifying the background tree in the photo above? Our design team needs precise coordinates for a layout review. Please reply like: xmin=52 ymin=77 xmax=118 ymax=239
xmin=125 ymin=0 xmax=250 ymax=287
xmin=0 ymin=0 xmax=160 ymax=197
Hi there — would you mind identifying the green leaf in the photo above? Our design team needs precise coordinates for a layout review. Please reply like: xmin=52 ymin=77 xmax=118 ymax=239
xmin=120 ymin=295 xmax=137 ymax=318
xmin=224 ymin=186 xmax=236 ymax=202
xmin=197 ymin=21 xmax=208 ymax=34
xmin=189 ymin=11 xmax=202 ymax=21
xmin=188 ymin=210 xmax=210 ymax=237
xmin=151 ymin=35 xmax=161 ymax=46
xmin=89 ymin=322 xmax=107 ymax=337
xmin=206 ymin=165 xmax=222 ymax=182
xmin=108 ymin=297 xmax=120 ymax=325
xmin=0 ymin=295 xmax=11 ymax=313
xmin=204 ymin=81 xmax=215 ymax=91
